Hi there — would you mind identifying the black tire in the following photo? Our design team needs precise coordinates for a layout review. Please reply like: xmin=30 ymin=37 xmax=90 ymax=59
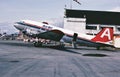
xmin=34 ymin=42 xmax=42 ymax=47
xmin=96 ymin=46 xmax=100 ymax=50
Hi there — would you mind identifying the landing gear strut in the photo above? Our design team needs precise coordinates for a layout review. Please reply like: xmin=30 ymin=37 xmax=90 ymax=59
xmin=72 ymin=33 xmax=78 ymax=49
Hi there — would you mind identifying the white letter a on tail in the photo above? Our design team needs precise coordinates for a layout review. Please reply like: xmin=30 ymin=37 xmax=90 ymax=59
xmin=100 ymin=28 xmax=111 ymax=40
xmin=91 ymin=28 xmax=113 ymax=42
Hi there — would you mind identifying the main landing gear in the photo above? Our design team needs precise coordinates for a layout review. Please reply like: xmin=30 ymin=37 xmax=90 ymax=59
xmin=72 ymin=33 xmax=78 ymax=49
xmin=33 ymin=39 xmax=65 ymax=48
xmin=34 ymin=41 xmax=42 ymax=47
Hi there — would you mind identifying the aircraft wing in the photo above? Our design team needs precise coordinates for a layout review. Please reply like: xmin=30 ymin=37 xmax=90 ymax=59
xmin=32 ymin=30 xmax=64 ymax=41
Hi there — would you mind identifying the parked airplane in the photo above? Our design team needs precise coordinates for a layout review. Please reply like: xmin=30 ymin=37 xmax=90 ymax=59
xmin=14 ymin=20 xmax=114 ymax=49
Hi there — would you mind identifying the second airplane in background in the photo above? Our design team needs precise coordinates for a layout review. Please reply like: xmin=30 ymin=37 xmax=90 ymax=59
xmin=14 ymin=20 xmax=114 ymax=49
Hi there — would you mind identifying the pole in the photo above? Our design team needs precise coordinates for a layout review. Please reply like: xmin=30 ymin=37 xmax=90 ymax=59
xmin=70 ymin=0 xmax=72 ymax=9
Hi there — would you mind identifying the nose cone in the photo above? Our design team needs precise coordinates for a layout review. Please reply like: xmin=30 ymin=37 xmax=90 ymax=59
xmin=14 ymin=24 xmax=25 ymax=31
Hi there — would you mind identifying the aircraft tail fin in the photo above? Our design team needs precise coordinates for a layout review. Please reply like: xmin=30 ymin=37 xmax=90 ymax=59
xmin=91 ymin=28 xmax=113 ymax=42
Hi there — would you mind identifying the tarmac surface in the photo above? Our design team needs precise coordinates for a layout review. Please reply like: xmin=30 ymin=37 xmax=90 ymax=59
xmin=0 ymin=40 xmax=120 ymax=77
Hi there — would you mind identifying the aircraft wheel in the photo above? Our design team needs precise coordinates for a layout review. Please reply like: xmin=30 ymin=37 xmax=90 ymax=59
xmin=34 ymin=42 xmax=42 ymax=47
xmin=96 ymin=46 xmax=100 ymax=50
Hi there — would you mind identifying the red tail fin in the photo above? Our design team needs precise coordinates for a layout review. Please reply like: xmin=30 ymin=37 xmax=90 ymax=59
xmin=91 ymin=28 xmax=113 ymax=42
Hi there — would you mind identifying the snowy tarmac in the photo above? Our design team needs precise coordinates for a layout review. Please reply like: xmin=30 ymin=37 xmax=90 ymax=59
xmin=0 ymin=40 xmax=120 ymax=77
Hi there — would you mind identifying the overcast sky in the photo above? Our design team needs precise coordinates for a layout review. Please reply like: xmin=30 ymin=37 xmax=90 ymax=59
xmin=0 ymin=0 xmax=120 ymax=23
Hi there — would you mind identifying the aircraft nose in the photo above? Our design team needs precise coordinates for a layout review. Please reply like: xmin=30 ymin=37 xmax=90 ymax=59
xmin=14 ymin=24 xmax=25 ymax=31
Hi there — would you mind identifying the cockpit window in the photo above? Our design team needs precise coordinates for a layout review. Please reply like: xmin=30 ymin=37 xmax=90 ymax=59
xmin=16 ymin=22 xmax=25 ymax=25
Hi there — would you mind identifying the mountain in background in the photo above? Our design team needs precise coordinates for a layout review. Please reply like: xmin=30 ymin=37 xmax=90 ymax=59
xmin=0 ymin=22 xmax=18 ymax=34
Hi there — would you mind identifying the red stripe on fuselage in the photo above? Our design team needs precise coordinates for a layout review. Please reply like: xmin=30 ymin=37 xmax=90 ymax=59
xmin=23 ymin=22 xmax=92 ymax=42
xmin=23 ymin=22 xmax=51 ymax=31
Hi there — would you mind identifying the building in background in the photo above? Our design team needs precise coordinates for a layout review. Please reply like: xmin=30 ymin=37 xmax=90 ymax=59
xmin=64 ymin=9 xmax=120 ymax=35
